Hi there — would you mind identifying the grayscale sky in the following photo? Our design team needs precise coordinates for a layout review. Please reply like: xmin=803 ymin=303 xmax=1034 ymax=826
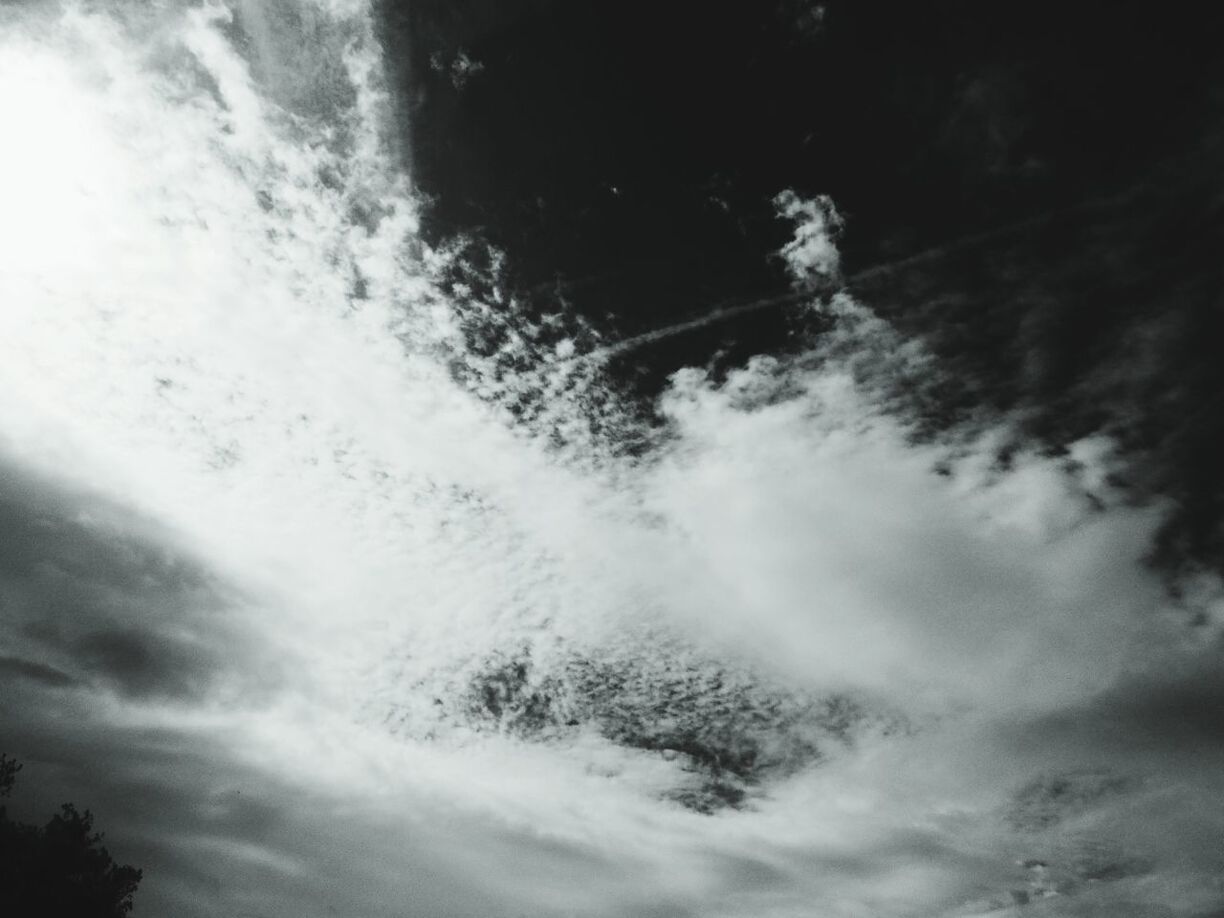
xmin=2 ymin=2 xmax=1223 ymax=916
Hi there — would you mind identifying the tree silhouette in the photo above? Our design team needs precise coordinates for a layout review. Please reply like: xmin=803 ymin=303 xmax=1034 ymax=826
xmin=0 ymin=753 xmax=142 ymax=917
xmin=0 ymin=753 xmax=19 ymax=798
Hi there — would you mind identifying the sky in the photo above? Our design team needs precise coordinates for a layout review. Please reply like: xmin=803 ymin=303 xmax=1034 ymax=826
xmin=1 ymin=2 xmax=1224 ymax=916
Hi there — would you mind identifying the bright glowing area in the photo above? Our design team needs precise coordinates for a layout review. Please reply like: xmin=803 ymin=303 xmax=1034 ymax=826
xmin=0 ymin=42 xmax=122 ymax=277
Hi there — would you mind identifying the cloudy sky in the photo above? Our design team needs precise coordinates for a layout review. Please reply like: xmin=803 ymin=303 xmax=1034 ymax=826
xmin=2 ymin=1 xmax=1224 ymax=916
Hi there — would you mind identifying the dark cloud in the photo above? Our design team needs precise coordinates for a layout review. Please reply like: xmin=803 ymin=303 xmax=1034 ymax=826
xmin=1006 ymin=768 xmax=1136 ymax=832
xmin=0 ymin=654 xmax=77 ymax=688
xmin=0 ymin=712 xmax=521 ymax=918
xmin=0 ymin=458 xmax=277 ymax=704
xmin=992 ymin=656 xmax=1224 ymax=779
xmin=0 ymin=456 xmax=755 ymax=917
xmin=1095 ymin=661 xmax=1224 ymax=748
xmin=71 ymin=627 xmax=217 ymax=700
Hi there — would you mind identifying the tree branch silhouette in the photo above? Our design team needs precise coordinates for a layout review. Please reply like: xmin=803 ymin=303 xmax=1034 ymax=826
xmin=0 ymin=753 xmax=143 ymax=917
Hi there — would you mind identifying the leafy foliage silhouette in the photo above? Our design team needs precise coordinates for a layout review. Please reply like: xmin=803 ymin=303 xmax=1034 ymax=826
xmin=0 ymin=753 xmax=142 ymax=917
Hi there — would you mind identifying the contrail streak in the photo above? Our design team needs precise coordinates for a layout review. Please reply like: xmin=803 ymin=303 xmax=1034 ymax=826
xmin=579 ymin=182 xmax=1147 ymax=364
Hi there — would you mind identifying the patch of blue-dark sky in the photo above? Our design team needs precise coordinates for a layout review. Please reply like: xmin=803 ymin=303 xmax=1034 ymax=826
xmin=390 ymin=0 xmax=1224 ymax=575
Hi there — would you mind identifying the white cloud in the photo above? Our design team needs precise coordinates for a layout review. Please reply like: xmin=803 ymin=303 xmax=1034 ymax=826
xmin=0 ymin=3 xmax=1220 ymax=917
xmin=774 ymin=188 xmax=844 ymax=288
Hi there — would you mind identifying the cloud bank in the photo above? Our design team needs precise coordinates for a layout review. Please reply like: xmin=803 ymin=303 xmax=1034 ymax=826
xmin=0 ymin=2 xmax=1221 ymax=917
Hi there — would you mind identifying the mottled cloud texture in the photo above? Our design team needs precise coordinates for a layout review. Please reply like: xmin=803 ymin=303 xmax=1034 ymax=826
xmin=0 ymin=3 xmax=1222 ymax=917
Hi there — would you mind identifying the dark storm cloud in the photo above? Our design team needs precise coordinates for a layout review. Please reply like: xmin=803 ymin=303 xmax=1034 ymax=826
xmin=0 ymin=459 xmax=294 ymax=912
xmin=0 ymin=700 xmax=522 ymax=918
xmin=0 ymin=654 xmax=77 ymax=688
xmin=71 ymin=626 xmax=219 ymax=700
xmin=0 ymin=456 xmax=714 ymax=917
xmin=2 ymin=689 xmax=714 ymax=918
xmin=0 ymin=457 xmax=275 ymax=703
